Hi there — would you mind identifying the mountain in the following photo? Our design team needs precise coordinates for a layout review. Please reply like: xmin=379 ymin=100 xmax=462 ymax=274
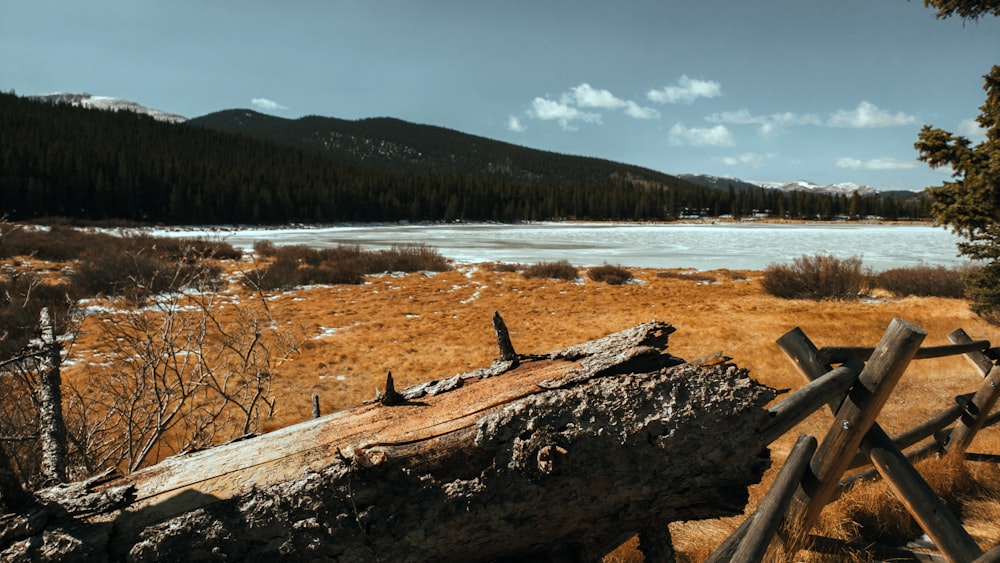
xmin=28 ymin=92 xmax=187 ymax=124
xmin=188 ymin=109 xmax=699 ymax=191
xmin=1 ymin=92 xmax=696 ymax=224
xmin=27 ymin=93 xmax=894 ymax=197
xmin=755 ymin=180 xmax=880 ymax=196
xmin=679 ymin=174 xmax=883 ymax=196
xmin=5 ymin=92 xmax=931 ymax=223
xmin=676 ymin=174 xmax=763 ymax=193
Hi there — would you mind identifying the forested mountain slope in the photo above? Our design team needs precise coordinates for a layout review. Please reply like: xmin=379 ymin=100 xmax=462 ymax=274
xmin=1 ymin=93 xmax=930 ymax=224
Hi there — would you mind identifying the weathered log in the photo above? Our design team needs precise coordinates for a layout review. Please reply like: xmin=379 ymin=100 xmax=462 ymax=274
xmin=0 ymin=321 xmax=776 ymax=562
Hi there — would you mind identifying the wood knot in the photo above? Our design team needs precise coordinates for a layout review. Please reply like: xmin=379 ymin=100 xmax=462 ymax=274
xmin=536 ymin=445 xmax=568 ymax=475
xmin=380 ymin=371 xmax=406 ymax=406
xmin=355 ymin=448 xmax=387 ymax=469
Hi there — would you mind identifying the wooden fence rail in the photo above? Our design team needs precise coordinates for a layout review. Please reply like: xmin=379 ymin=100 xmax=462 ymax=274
xmin=710 ymin=318 xmax=1000 ymax=562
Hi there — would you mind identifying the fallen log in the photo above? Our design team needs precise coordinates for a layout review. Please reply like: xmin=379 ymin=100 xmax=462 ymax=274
xmin=1 ymin=319 xmax=776 ymax=562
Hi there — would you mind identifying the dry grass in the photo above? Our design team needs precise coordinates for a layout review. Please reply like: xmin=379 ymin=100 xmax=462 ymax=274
xmin=52 ymin=260 xmax=1000 ymax=561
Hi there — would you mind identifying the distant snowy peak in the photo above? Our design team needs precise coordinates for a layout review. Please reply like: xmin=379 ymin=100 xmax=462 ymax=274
xmin=29 ymin=92 xmax=187 ymax=124
xmin=679 ymin=174 xmax=880 ymax=195
xmin=755 ymin=179 xmax=879 ymax=195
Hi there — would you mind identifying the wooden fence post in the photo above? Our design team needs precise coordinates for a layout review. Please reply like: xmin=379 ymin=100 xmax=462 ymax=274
xmin=781 ymin=318 xmax=926 ymax=550
xmin=776 ymin=327 xmax=842 ymax=412
xmin=760 ymin=363 xmax=860 ymax=445
xmin=862 ymin=425 xmax=982 ymax=561
xmin=945 ymin=329 xmax=1000 ymax=455
xmin=731 ymin=434 xmax=818 ymax=562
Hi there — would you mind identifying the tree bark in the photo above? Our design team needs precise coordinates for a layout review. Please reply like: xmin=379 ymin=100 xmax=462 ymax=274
xmin=1 ymin=321 xmax=776 ymax=562
xmin=36 ymin=308 xmax=67 ymax=485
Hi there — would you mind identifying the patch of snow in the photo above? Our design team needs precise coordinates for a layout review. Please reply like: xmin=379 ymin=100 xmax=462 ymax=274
xmin=460 ymin=287 xmax=483 ymax=304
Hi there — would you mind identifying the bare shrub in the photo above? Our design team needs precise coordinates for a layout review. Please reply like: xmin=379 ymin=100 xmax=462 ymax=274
xmin=243 ymin=256 xmax=303 ymax=290
xmin=72 ymin=248 xmax=173 ymax=301
xmin=0 ymin=361 xmax=50 ymax=488
xmin=522 ymin=260 xmax=578 ymax=280
xmin=243 ymin=243 xmax=450 ymax=290
xmin=0 ymin=271 xmax=78 ymax=358
xmin=71 ymin=238 xmax=227 ymax=303
xmin=761 ymin=254 xmax=871 ymax=300
xmin=301 ymin=261 xmax=367 ymax=285
xmin=126 ymin=234 xmax=241 ymax=262
xmin=372 ymin=244 xmax=451 ymax=273
xmin=874 ymin=265 xmax=968 ymax=298
xmin=253 ymin=239 xmax=278 ymax=257
xmin=64 ymin=277 xmax=291 ymax=474
xmin=0 ymin=222 xmax=239 ymax=263
xmin=0 ymin=224 xmax=118 ymax=261
xmin=486 ymin=262 xmax=522 ymax=273
xmin=588 ymin=264 xmax=633 ymax=285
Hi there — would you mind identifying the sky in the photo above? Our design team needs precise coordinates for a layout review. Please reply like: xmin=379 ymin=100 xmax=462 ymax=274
xmin=2 ymin=1 xmax=998 ymax=191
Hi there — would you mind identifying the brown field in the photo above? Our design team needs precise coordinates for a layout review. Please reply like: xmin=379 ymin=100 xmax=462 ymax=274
xmin=64 ymin=260 xmax=1000 ymax=561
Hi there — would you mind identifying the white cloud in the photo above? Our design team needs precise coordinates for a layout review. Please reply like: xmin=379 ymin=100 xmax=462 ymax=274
xmin=721 ymin=152 xmax=771 ymax=168
xmin=623 ymin=100 xmax=660 ymax=119
xmin=565 ymin=83 xmax=627 ymax=109
xmin=706 ymin=102 xmax=913 ymax=134
xmin=647 ymin=75 xmax=722 ymax=104
xmin=826 ymin=101 xmax=915 ymax=128
xmin=835 ymin=156 xmax=917 ymax=170
xmin=566 ymin=83 xmax=659 ymax=119
xmin=705 ymin=108 xmax=762 ymax=125
xmin=668 ymin=123 xmax=734 ymax=146
xmin=251 ymin=98 xmax=288 ymax=111
xmin=706 ymin=108 xmax=821 ymax=135
xmin=958 ymin=117 xmax=987 ymax=141
xmin=507 ymin=115 xmax=527 ymax=133
xmin=526 ymin=83 xmax=659 ymax=129
xmin=529 ymin=97 xmax=602 ymax=130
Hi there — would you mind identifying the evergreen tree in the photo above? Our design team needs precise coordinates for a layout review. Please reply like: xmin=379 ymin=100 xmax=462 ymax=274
xmin=916 ymin=65 xmax=1000 ymax=320
xmin=921 ymin=0 xmax=1000 ymax=20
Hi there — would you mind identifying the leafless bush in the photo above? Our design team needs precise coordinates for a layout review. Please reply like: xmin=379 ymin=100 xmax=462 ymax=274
xmin=873 ymin=265 xmax=968 ymax=298
xmin=71 ymin=242 xmax=226 ymax=304
xmin=0 ymin=224 xmax=119 ymax=261
xmin=588 ymin=264 xmax=633 ymax=285
xmin=522 ymin=260 xmax=578 ymax=280
xmin=0 ymin=270 xmax=78 ymax=358
xmin=485 ymin=262 xmax=522 ymax=273
xmin=243 ymin=242 xmax=450 ymax=290
xmin=369 ymin=244 xmax=451 ymax=273
xmin=122 ymin=234 xmax=241 ymax=262
xmin=64 ymin=275 xmax=292 ymax=474
xmin=253 ymin=239 xmax=279 ymax=257
xmin=761 ymin=255 xmax=871 ymax=300
xmin=0 ymin=364 xmax=47 ymax=488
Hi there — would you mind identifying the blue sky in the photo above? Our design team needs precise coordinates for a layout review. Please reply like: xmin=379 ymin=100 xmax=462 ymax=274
xmin=3 ymin=1 xmax=998 ymax=190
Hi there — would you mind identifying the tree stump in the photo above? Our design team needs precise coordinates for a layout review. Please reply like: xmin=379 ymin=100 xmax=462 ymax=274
xmin=0 ymin=320 xmax=776 ymax=562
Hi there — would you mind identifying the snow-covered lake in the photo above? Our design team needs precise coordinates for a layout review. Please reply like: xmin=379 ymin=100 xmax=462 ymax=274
xmin=146 ymin=222 xmax=967 ymax=271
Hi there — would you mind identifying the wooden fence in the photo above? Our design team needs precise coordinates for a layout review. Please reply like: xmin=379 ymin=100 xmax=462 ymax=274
xmin=708 ymin=318 xmax=1000 ymax=563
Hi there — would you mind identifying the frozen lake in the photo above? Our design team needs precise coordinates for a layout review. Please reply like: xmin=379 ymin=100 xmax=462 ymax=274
xmin=149 ymin=222 xmax=967 ymax=271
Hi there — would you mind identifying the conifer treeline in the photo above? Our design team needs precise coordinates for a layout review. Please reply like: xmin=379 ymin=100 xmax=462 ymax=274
xmin=0 ymin=93 xmax=929 ymax=224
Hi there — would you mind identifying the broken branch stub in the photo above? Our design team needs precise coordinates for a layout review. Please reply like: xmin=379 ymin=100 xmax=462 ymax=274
xmin=2 ymin=320 xmax=776 ymax=562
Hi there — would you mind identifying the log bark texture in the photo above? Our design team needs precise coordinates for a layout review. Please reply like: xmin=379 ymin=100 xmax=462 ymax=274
xmin=0 ymin=321 xmax=776 ymax=562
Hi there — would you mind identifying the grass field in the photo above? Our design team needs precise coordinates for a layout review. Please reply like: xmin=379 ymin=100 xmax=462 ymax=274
xmin=61 ymin=259 xmax=1000 ymax=561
